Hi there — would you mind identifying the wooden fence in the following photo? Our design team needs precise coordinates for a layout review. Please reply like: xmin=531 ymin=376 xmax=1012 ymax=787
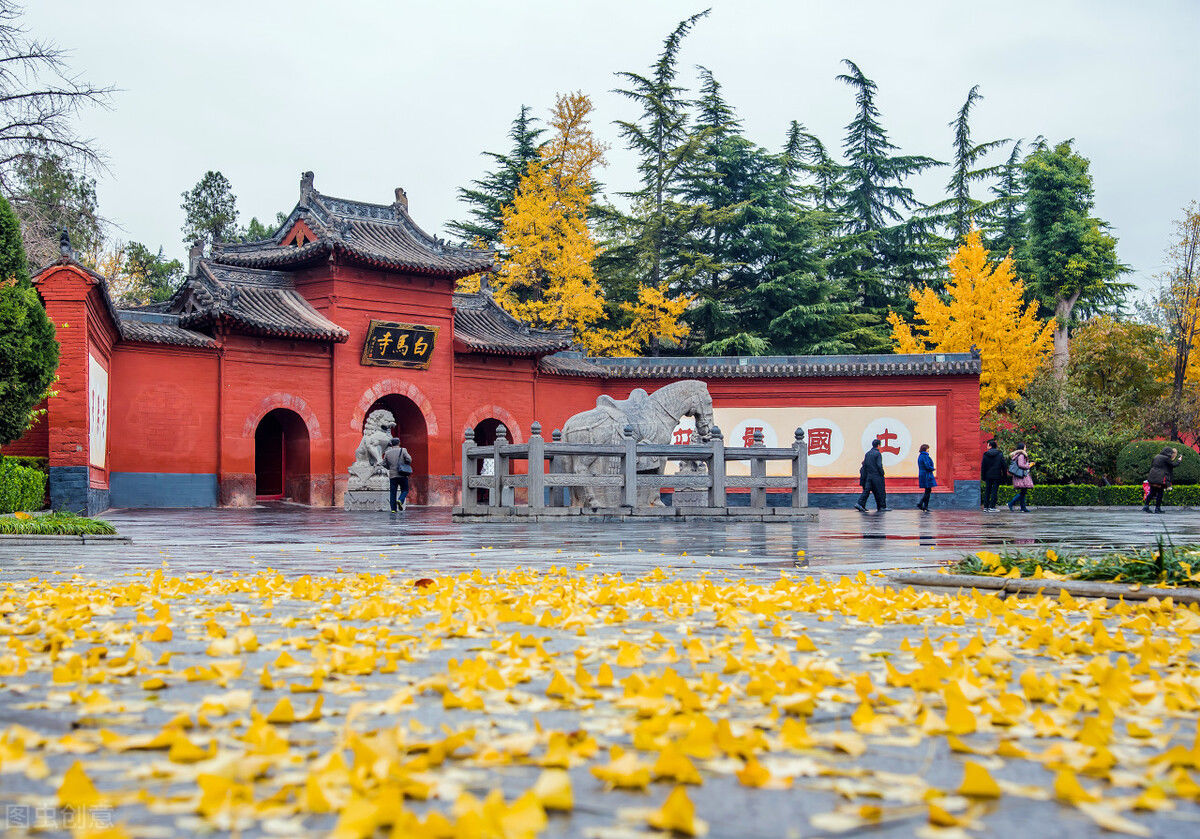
xmin=455 ymin=422 xmax=812 ymax=520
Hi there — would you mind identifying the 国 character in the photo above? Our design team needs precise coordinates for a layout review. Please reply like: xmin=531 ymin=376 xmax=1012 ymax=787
xmin=808 ymin=427 xmax=832 ymax=456
xmin=741 ymin=426 xmax=762 ymax=448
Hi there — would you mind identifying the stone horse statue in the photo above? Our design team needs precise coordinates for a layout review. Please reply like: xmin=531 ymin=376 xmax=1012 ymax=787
xmin=347 ymin=409 xmax=395 ymax=491
xmin=561 ymin=380 xmax=713 ymax=507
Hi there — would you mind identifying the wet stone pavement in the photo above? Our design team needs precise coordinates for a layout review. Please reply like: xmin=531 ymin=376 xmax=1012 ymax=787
xmin=1 ymin=505 xmax=1198 ymax=839
xmin=2 ymin=504 xmax=1198 ymax=580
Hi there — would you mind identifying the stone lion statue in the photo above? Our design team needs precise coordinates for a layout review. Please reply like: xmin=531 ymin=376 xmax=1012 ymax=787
xmin=348 ymin=409 xmax=395 ymax=491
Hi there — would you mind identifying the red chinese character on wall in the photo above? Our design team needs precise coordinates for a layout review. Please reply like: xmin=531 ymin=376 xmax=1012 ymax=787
xmin=742 ymin=426 xmax=762 ymax=448
xmin=672 ymin=427 xmax=693 ymax=444
xmin=876 ymin=427 xmax=901 ymax=455
xmin=807 ymin=427 xmax=832 ymax=456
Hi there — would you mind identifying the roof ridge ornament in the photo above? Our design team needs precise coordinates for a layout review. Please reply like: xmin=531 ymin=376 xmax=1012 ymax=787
xmin=300 ymin=171 xmax=315 ymax=202
xmin=59 ymin=226 xmax=73 ymax=261
xmin=393 ymin=186 xmax=408 ymax=213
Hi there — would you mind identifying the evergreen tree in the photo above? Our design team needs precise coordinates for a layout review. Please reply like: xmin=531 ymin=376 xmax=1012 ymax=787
xmin=927 ymin=86 xmax=1008 ymax=245
xmin=447 ymin=105 xmax=544 ymax=248
xmin=835 ymin=60 xmax=942 ymax=311
xmin=987 ymin=140 xmax=1025 ymax=258
xmin=0 ymin=192 xmax=58 ymax=445
xmin=608 ymin=11 xmax=710 ymax=292
xmin=180 ymin=171 xmax=239 ymax=247
xmin=1020 ymin=140 xmax=1127 ymax=379
xmin=8 ymin=152 xmax=103 ymax=270
xmin=118 ymin=243 xmax=183 ymax=305
xmin=672 ymin=67 xmax=765 ymax=346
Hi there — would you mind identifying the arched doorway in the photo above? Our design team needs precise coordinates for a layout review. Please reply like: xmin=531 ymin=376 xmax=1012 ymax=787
xmin=255 ymin=408 xmax=311 ymax=503
xmin=364 ymin=394 xmax=428 ymax=505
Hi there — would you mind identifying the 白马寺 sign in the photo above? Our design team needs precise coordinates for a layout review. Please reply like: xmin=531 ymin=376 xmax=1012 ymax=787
xmin=361 ymin=320 xmax=438 ymax=369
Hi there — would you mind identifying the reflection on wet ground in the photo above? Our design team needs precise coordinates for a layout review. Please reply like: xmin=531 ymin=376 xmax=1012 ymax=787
xmin=2 ymin=504 xmax=1195 ymax=580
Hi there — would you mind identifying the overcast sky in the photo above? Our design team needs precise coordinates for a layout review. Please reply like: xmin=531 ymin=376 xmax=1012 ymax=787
xmin=27 ymin=1 xmax=1200 ymax=296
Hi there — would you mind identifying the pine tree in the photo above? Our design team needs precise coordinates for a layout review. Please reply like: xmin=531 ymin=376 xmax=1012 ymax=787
xmin=927 ymin=86 xmax=1008 ymax=245
xmin=0 ymin=192 xmax=58 ymax=445
xmin=889 ymin=229 xmax=1053 ymax=414
xmin=835 ymin=60 xmax=942 ymax=311
xmin=608 ymin=11 xmax=710 ymax=291
xmin=986 ymin=140 xmax=1025 ymax=258
xmin=447 ymin=106 xmax=544 ymax=248
xmin=1020 ymin=140 xmax=1126 ymax=379
xmin=180 ymin=171 xmax=239 ymax=247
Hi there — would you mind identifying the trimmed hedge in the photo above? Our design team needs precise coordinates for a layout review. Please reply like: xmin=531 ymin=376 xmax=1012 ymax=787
xmin=0 ymin=458 xmax=47 ymax=513
xmin=1116 ymin=440 xmax=1200 ymax=485
xmin=995 ymin=484 xmax=1200 ymax=507
xmin=2 ymin=455 xmax=47 ymax=474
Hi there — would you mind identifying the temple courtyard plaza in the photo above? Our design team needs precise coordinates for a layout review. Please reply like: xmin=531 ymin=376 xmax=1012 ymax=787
xmin=1 ymin=507 xmax=1199 ymax=838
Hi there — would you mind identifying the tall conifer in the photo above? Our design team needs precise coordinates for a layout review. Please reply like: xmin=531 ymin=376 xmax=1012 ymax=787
xmin=448 ymin=106 xmax=544 ymax=248
xmin=835 ymin=60 xmax=941 ymax=311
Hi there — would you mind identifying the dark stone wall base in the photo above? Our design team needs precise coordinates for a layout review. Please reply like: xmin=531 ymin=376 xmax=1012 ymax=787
xmin=49 ymin=466 xmax=89 ymax=514
xmin=110 ymin=473 xmax=219 ymax=508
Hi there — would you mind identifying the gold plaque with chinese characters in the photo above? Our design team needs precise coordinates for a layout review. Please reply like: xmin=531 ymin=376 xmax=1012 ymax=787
xmin=360 ymin=320 xmax=439 ymax=369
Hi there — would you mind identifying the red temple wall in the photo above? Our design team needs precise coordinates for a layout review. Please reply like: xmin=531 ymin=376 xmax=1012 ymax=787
xmin=108 ymin=345 xmax=219 ymax=476
xmin=216 ymin=334 xmax=335 ymax=507
xmin=11 ymin=261 xmax=983 ymax=510
xmin=1 ymin=400 xmax=48 ymax=458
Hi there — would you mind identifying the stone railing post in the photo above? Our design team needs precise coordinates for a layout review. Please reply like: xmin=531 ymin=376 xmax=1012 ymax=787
xmin=751 ymin=428 xmax=766 ymax=508
xmin=528 ymin=422 xmax=545 ymax=508
xmin=622 ymin=424 xmax=638 ymax=507
xmin=792 ymin=427 xmax=807 ymax=508
xmin=709 ymin=425 xmax=725 ymax=508
xmin=462 ymin=428 xmax=475 ymax=509
xmin=549 ymin=429 xmax=566 ymax=507
xmin=493 ymin=424 xmax=510 ymax=507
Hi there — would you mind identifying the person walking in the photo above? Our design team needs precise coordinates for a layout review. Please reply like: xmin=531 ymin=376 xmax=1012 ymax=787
xmin=382 ymin=437 xmax=413 ymax=512
xmin=1144 ymin=446 xmax=1182 ymax=514
xmin=980 ymin=439 xmax=1007 ymax=511
xmin=855 ymin=439 xmax=886 ymax=512
xmin=916 ymin=444 xmax=936 ymax=511
xmin=1007 ymin=442 xmax=1034 ymax=512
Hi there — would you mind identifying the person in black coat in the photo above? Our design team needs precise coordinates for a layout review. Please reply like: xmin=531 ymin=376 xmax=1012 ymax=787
xmin=1144 ymin=446 xmax=1182 ymax=513
xmin=855 ymin=439 xmax=886 ymax=512
xmin=980 ymin=439 xmax=1007 ymax=511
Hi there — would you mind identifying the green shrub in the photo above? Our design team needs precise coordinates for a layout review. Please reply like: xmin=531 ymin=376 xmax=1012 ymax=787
xmin=1115 ymin=440 xmax=1200 ymax=485
xmin=0 ymin=458 xmax=46 ymax=513
xmin=996 ymin=484 xmax=1200 ymax=507
xmin=1 ymin=455 xmax=47 ymax=474
xmin=0 ymin=510 xmax=116 ymax=535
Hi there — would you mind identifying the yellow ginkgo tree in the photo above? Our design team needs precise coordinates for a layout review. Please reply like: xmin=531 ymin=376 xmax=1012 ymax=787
xmin=889 ymin=229 xmax=1054 ymax=414
xmin=489 ymin=91 xmax=690 ymax=356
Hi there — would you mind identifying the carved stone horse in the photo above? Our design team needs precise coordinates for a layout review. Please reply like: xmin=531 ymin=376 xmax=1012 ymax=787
xmin=561 ymin=380 xmax=713 ymax=507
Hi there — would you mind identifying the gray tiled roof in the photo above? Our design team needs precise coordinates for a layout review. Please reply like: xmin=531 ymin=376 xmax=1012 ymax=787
xmin=212 ymin=176 xmax=494 ymax=279
xmin=539 ymin=352 xmax=982 ymax=379
xmin=173 ymin=262 xmax=350 ymax=343
xmin=118 ymin=311 xmax=216 ymax=348
xmin=453 ymin=292 xmax=574 ymax=356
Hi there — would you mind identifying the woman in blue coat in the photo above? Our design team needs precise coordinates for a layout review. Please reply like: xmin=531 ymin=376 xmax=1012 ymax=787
xmin=917 ymin=443 xmax=936 ymax=511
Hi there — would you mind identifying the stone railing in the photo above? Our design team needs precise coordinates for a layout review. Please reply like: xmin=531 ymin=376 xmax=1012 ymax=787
xmin=454 ymin=422 xmax=813 ymax=521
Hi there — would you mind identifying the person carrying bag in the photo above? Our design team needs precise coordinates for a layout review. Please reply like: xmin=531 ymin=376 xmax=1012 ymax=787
xmin=383 ymin=437 xmax=413 ymax=512
xmin=1007 ymin=442 xmax=1034 ymax=513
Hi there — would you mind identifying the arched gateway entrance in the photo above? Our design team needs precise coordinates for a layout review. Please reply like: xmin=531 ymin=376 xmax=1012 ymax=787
xmin=364 ymin=394 xmax=428 ymax=504
xmin=254 ymin=408 xmax=311 ymax=503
